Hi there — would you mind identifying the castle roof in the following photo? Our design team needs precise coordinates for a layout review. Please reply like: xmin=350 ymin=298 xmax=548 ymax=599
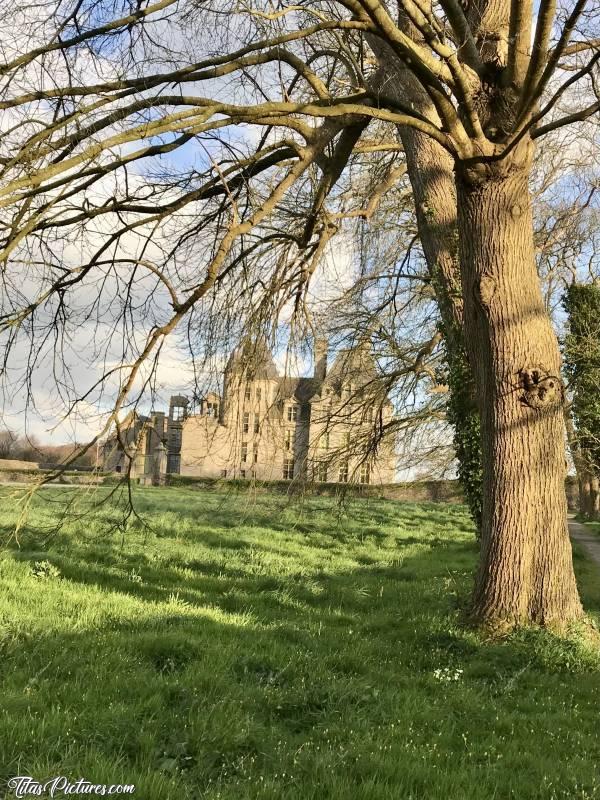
xmin=225 ymin=337 xmax=279 ymax=380
xmin=319 ymin=344 xmax=378 ymax=397
xmin=224 ymin=337 xmax=381 ymax=405
xmin=276 ymin=376 xmax=320 ymax=403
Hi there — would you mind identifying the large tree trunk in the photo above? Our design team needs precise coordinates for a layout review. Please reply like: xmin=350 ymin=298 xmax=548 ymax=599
xmin=399 ymin=128 xmax=482 ymax=531
xmin=457 ymin=156 xmax=583 ymax=627
xmin=369 ymin=42 xmax=484 ymax=531
xmin=565 ymin=409 xmax=593 ymax=518
xmin=590 ymin=476 xmax=600 ymax=521
xmin=578 ymin=470 xmax=592 ymax=519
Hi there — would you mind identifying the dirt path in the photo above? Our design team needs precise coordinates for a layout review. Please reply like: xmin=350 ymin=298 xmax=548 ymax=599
xmin=569 ymin=519 xmax=600 ymax=570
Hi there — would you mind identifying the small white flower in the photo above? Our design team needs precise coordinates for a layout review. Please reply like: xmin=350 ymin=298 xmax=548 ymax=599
xmin=433 ymin=666 xmax=463 ymax=682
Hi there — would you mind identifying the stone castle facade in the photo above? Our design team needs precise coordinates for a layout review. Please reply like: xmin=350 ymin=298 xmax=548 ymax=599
xmin=102 ymin=340 xmax=396 ymax=485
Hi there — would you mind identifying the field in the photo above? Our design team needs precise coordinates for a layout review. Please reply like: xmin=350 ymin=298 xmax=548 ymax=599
xmin=0 ymin=486 xmax=599 ymax=800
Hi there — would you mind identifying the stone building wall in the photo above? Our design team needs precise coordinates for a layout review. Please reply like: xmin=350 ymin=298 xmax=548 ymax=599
xmin=179 ymin=341 xmax=396 ymax=485
xmin=103 ymin=340 xmax=397 ymax=486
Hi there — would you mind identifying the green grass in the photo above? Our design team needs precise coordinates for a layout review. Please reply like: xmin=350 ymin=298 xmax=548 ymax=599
xmin=0 ymin=487 xmax=599 ymax=800
xmin=582 ymin=520 xmax=600 ymax=539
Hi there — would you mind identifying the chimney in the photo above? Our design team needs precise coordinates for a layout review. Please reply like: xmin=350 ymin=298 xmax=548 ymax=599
xmin=313 ymin=338 xmax=328 ymax=382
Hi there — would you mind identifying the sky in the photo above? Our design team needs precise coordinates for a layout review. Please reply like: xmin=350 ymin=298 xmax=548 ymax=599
xmin=1 ymin=0 xmax=599 ymax=451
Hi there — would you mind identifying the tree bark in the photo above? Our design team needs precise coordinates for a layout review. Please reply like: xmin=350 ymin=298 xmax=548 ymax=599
xmin=565 ymin=409 xmax=592 ymax=518
xmin=369 ymin=44 xmax=483 ymax=531
xmin=457 ymin=156 xmax=582 ymax=627
xmin=398 ymin=128 xmax=482 ymax=531
xmin=590 ymin=475 xmax=600 ymax=521
xmin=579 ymin=472 xmax=592 ymax=518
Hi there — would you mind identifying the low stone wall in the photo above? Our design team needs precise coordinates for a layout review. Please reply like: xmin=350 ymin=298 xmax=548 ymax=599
xmin=167 ymin=473 xmax=465 ymax=502
xmin=168 ymin=473 xmax=582 ymax=509
xmin=0 ymin=468 xmax=107 ymax=485
xmin=0 ymin=458 xmax=39 ymax=471
xmin=0 ymin=466 xmax=581 ymax=510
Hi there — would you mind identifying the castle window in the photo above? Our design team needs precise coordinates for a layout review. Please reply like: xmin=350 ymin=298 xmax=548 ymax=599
xmin=244 ymin=386 xmax=251 ymax=401
xmin=319 ymin=432 xmax=329 ymax=451
xmin=338 ymin=461 xmax=349 ymax=483
xmin=220 ymin=469 xmax=227 ymax=478
xmin=359 ymin=463 xmax=371 ymax=485
xmin=253 ymin=443 xmax=259 ymax=463
xmin=241 ymin=442 xmax=248 ymax=463
xmin=167 ymin=454 xmax=181 ymax=474
xmin=207 ymin=401 xmax=219 ymax=417
xmin=287 ymin=404 xmax=298 ymax=422
xmin=256 ymin=387 xmax=262 ymax=402
xmin=242 ymin=412 xmax=250 ymax=433
xmin=316 ymin=462 xmax=328 ymax=482
xmin=240 ymin=469 xmax=246 ymax=479
xmin=285 ymin=430 xmax=295 ymax=452
xmin=172 ymin=405 xmax=185 ymax=421
xmin=343 ymin=432 xmax=351 ymax=448
xmin=283 ymin=459 xmax=294 ymax=480
xmin=254 ymin=417 xmax=260 ymax=434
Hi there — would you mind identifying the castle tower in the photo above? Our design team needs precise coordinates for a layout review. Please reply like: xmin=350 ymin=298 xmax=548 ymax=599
xmin=313 ymin=338 xmax=328 ymax=383
xmin=166 ymin=395 xmax=188 ymax=473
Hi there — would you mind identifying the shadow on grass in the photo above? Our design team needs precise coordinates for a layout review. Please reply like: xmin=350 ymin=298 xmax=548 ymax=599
xmin=5 ymin=533 xmax=474 ymax=619
xmin=2 ymin=519 xmax=600 ymax=800
xmin=0 ymin=541 xmax=475 ymax=787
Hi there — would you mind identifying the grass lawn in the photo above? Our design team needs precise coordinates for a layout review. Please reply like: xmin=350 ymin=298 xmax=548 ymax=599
xmin=0 ymin=486 xmax=599 ymax=799
xmin=583 ymin=520 xmax=600 ymax=538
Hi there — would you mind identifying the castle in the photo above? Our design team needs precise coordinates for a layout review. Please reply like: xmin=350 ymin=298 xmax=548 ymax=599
xmin=102 ymin=340 xmax=396 ymax=485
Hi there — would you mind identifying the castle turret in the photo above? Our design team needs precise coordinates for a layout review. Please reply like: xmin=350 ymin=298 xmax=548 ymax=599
xmin=166 ymin=395 xmax=188 ymax=473
xmin=313 ymin=338 xmax=328 ymax=383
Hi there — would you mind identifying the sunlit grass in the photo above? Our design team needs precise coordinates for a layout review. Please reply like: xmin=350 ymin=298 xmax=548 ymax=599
xmin=0 ymin=486 xmax=598 ymax=799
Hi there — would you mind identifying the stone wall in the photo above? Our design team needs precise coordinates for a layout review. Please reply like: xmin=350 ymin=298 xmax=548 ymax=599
xmin=167 ymin=474 xmax=464 ymax=501
xmin=167 ymin=473 xmax=582 ymax=509
xmin=0 ymin=468 xmax=105 ymax=484
xmin=0 ymin=459 xmax=39 ymax=471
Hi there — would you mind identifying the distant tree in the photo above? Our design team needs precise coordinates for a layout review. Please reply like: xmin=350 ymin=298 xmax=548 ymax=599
xmin=0 ymin=430 xmax=41 ymax=462
xmin=563 ymin=282 xmax=600 ymax=520
xmin=40 ymin=443 xmax=95 ymax=469
xmin=0 ymin=429 xmax=15 ymax=459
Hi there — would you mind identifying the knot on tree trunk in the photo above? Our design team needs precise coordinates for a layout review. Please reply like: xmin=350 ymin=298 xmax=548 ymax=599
xmin=474 ymin=274 xmax=496 ymax=307
xmin=518 ymin=368 xmax=563 ymax=411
